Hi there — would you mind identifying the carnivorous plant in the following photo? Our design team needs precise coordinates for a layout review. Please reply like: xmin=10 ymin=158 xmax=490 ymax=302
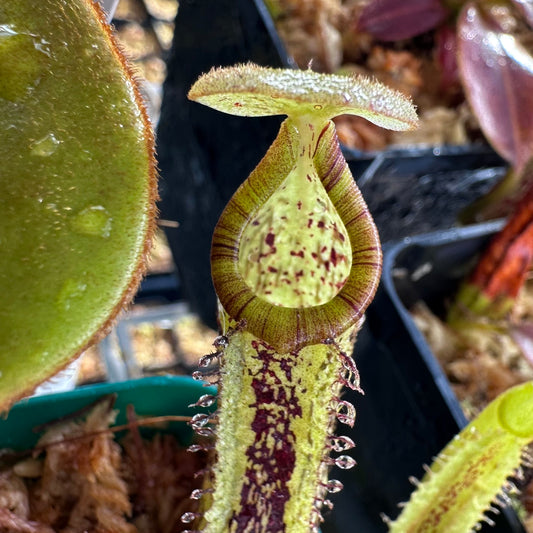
xmin=390 ymin=381 xmax=533 ymax=533
xmin=185 ymin=64 xmax=417 ymax=533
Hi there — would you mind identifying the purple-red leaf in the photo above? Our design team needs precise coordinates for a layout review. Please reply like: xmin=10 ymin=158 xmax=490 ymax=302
xmin=435 ymin=24 xmax=460 ymax=92
xmin=457 ymin=2 xmax=533 ymax=173
xmin=510 ymin=0 xmax=533 ymax=29
xmin=356 ymin=0 xmax=448 ymax=41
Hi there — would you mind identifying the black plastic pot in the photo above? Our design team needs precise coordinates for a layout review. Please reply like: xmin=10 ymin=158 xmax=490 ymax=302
xmin=157 ymin=0 xmax=508 ymax=328
xmin=352 ymin=146 xmax=506 ymax=243
xmin=156 ymin=0 xmax=292 ymax=329
xmin=322 ymin=222 xmax=525 ymax=533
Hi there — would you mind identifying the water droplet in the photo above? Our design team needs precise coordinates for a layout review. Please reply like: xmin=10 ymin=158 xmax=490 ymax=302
xmin=325 ymin=479 xmax=343 ymax=493
xmin=187 ymin=444 xmax=204 ymax=453
xmin=56 ymin=279 xmax=87 ymax=311
xmin=0 ymin=29 xmax=48 ymax=101
xmin=0 ymin=25 xmax=17 ymax=38
xmin=192 ymin=371 xmax=205 ymax=381
xmin=330 ymin=436 xmax=355 ymax=452
xmin=181 ymin=512 xmax=200 ymax=524
xmin=71 ymin=205 xmax=112 ymax=238
xmin=334 ymin=455 xmax=357 ymax=470
xmin=34 ymin=38 xmax=51 ymax=57
xmin=189 ymin=394 xmax=216 ymax=408
xmin=30 ymin=133 xmax=61 ymax=156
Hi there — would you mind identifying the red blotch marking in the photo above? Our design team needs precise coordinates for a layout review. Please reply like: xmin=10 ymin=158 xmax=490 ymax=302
xmin=295 ymin=270 xmax=304 ymax=279
xmin=234 ymin=102 xmax=243 ymax=107
xmin=290 ymin=250 xmax=305 ymax=258
xmin=317 ymin=220 xmax=325 ymax=229
xmin=330 ymin=248 xmax=338 ymax=267
xmin=307 ymin=219 xmax=313 ymax=228
xmin=265 ymin=232 xmax=275 ymax=246
xmin=230 ymin=342 xmax=301 ymax=532
xmin=252 ymin=220 xmax=260 ymax=226
xmin=268 ymin=266 xmax=278 ymax=273
xmin=297 ymin=201 xmax=302 ymax=210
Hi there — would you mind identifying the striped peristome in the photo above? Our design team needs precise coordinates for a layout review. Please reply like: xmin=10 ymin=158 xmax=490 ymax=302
xmin=211 ymin=118 xmax=381 ymax=353
xmin=186 ymin=64 xmax=417 ymax=533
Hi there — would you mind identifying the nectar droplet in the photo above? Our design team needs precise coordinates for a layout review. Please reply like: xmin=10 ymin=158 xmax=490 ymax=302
xmin=330 ymin=435 xmax=355 ymax=452
xmin=199 ymin=352 xmax=218 ymax=367
xmin=190 ymin=413 xmax=210 ymax=429
xmin=213 ymin=335 xmax=229 ymax=349
xmin=181 ymin=512 xmax=200 ymax=524
xmin=334 ymin=455 xmax=357 ymax=470
xmin=323 ymin=499 xmax=334 ymax=510
xmin=195 ymin=427 xmax=215 ymax=438
xmin=189 ymin=394 xmax=216 ymax=408
xmin=325 ymin=479 xmax=344 ymax=493
xmin=190 ymin=489 xmax=203 ymax=500
xmin=336 ymin=400 xmax=356 ymax=427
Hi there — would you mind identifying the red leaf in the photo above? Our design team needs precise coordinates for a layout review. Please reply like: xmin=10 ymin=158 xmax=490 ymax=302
xmin=510 ymin=0 xmax=533 ymax=29
xmin=435 ymin=24 xmax=460 ymax=92
xmin=457 ymin=2 xmax=533 ymax=173
xmin=468 ymin=173 xmax=533 ymax=305
xmin=356 ymin=0 xmax=448 ymax=41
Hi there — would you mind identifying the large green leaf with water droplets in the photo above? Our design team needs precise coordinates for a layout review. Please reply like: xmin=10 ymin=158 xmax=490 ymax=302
xmin=0 ymin=0 xmax=156 ymax=409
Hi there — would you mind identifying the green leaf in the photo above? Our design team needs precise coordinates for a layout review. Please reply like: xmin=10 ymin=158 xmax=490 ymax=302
xmin=390 ymin=381 xmax=533 ymax=533
xmin=0 ymin=0 xmax=156 ymax=409
xmin=188 ymin=63 xmax=418 ymax=130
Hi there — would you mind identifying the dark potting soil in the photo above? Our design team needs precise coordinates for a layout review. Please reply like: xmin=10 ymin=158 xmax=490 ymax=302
xmin=354 ymin=149 xmax=507 ymax=243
